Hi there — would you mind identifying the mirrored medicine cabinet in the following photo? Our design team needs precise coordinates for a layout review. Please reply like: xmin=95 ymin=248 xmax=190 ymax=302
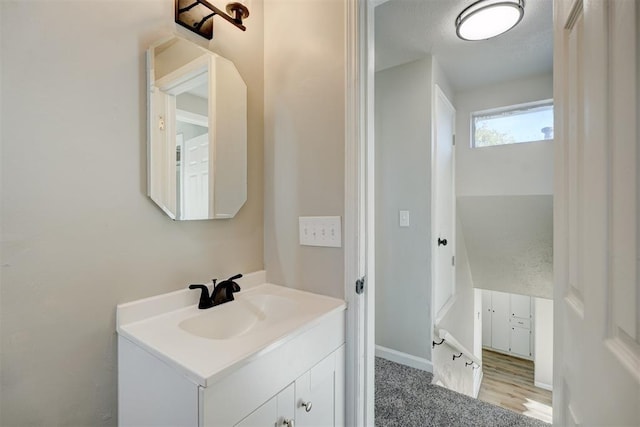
xmin=147 ymin=35 xmax=247 ymax=220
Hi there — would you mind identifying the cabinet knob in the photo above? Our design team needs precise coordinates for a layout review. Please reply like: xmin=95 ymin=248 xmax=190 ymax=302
xmin=283 ymin=419 xmax=295 ymax=427
xmin=301 ymin=401 xmax=313 ymax=412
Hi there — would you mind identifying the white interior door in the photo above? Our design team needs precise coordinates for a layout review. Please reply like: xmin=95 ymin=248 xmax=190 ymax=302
xmin=182 ymin=133 xmax=209 ymax=220
xmin=554 ymin=0 xmax=639 ymax=424
xmin=433 ymin=85 xmax=456 ymax=321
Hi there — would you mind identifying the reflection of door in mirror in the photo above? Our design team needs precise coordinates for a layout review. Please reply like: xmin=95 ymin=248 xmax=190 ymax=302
xmin=176 ymin=85 xmax=210 ymax=220
xmin=182 ymin=133 xmax=209 ymax=219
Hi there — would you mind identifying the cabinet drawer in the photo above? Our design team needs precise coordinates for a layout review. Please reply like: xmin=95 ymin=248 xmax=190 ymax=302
xmin=510 ymin=317 xmax=531 ymax=329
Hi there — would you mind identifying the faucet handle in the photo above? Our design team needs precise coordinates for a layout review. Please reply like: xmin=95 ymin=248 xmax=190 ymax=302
xmin=227 ymin=274 xmax=242 ymax=292
xmin=189 ymin=284 xmax=213 ymax=309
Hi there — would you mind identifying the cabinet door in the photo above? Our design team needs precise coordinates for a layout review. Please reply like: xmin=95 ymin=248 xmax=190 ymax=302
xmin=510 ymin=293 xmax=531 ymax=319
xmin=490 ymin=291 xmax=511 ymax=352
xmin=481 ymin=290 xmax=492 ymax=347
xmin=235 ymin=383 xmax=294 ymax=427
xmin=295 ymin=353 xmax=336 ymax=427
xmin=510 ymin=326 xmax=531 ymax=358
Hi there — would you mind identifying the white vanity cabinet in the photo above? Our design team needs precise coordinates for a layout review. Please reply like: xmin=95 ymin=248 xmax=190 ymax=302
xmin=235 ymin=384 xmax=295 ymax=427
xmin=235 ymin=348 xmax=343 ymax=427
xmin=119 ymin=327 xmax=345 ymax=427
xmin=117 ymin=278 xmax=346 ymax=427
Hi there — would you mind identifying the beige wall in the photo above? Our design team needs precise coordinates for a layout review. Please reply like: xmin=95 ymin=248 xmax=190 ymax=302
xmin=0 ymin=1 xmax=264 ymax=425
xmin=263 ymin=0 xmax=345 ymax=299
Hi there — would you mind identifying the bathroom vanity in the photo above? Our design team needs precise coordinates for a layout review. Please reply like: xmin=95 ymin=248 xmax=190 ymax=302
xmin=117 ymin=271 xmax=346 ymax=426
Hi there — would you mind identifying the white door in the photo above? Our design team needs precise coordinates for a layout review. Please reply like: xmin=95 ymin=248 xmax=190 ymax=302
xmin=432 ymin=85 xmax=456 ymax=320
xmin=482 ymin=290 xmax=492 ymax=347
xmin=490 ymin=291 xmax=511 ymax=353
xmin=554 ymin=0 xmax=639 ymax=424
xmin=182 ymin=133 xmax=209 ymax=220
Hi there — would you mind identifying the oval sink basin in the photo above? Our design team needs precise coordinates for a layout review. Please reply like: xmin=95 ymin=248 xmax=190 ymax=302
xmin=178 ymin=294 xmax=298 ymax=340
xmin=179 ymin=301 xmax=261 ymax=340
xmin=243 ymin=294 xmax=297 ymax=321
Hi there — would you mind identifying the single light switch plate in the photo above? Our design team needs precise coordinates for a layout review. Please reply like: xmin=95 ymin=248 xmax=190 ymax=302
xmin=399 ymin=210 xmax=410 ymax=227
xmin=299 ymin=216 xmax=342 ymax=247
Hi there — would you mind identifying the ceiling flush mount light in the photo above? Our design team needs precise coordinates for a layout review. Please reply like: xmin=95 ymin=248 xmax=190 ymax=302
xmin=175 ymin=0 xmax=249 ymax=40
xmin=455 ymin=0 xmax=525 ymax=41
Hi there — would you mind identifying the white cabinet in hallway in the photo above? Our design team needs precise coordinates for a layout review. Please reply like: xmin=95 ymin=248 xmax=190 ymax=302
xmin=489 ymin=291 xmax=511 ymax=353
xmin=482 ymin=290 xmax=533 ymax=359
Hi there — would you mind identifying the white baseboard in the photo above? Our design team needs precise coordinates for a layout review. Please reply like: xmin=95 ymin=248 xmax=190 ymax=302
xmin=375 ymin=345 xmax=433 ymax=372
xmin=534 ymin=380 xmax=553 ymax=391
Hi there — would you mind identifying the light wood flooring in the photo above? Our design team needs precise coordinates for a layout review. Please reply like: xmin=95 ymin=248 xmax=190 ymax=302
xmin=478 ymin=349 xmax=552 ymax=424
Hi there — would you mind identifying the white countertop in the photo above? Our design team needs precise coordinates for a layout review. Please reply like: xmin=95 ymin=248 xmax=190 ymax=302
xmin=116 ymin=272 xmax=346 ymax=387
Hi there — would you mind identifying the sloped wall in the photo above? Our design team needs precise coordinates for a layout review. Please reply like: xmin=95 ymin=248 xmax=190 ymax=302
xmin=458 ymin=195 xmax=553 ymax=299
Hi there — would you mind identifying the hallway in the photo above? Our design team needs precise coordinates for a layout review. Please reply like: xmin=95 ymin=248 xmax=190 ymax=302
xmin=478 ymin=350 xmax=552 ymax=424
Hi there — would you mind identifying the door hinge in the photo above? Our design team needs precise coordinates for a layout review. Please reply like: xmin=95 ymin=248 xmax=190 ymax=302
xmin=452 ymin=255 xmax=455 ymax=266
xmin=452 ymin=135 xmax=456 ymax=146
xmin=355 ymin=276 xmax=365 ymax=294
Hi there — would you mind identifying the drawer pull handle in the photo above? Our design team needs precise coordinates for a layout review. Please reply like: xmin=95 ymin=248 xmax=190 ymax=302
xmin=301 ymin=401 xmax=313 ymax=412
xmin=283 ymin=418 xmax=294 ymax=427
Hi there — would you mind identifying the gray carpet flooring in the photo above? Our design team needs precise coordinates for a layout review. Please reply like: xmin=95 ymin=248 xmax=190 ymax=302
xmin=375 ymin=357 xmax=550 ymax=427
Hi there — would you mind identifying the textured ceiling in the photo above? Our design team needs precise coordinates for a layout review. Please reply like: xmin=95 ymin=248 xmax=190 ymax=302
xmin=375 ymin=0 xmax=553 ymax=91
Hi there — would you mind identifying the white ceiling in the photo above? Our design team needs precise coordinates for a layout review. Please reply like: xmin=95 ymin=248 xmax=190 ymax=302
xmin=375 ymin=0 xmax=553 ymax=91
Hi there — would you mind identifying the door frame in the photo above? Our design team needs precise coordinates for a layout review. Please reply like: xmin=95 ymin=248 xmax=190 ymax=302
xmin=344 ymin=0 xmax=375 ymax=425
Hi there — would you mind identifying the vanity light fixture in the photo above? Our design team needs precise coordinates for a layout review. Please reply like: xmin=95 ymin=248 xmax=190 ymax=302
xmin=455 ymin=0 xmax=525 ymax=41
xmin=175 ymin=0 xmax=249 ymax=40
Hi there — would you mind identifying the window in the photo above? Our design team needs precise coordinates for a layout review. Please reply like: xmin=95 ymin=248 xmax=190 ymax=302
xmin=472 ymin=100 xmax=554 ymax=148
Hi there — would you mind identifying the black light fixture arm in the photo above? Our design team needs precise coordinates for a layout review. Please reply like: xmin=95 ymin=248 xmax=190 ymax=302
xmin=175 ymin=0 xmax=249 ymax=40
xmin=195 ymin=12 xmax=216 ymax=31
xmin=178 ymin=1 xmax=200 ymax=13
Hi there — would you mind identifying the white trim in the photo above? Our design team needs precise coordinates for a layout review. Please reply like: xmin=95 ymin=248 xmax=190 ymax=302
xmin=473 ymin=369 xmax=483 ymax=398
xmin=370 ymin=0 xmax=391 ymax=7
xmin=176 ymin=109 xmax=208 ymax=127
xmin=482 ymin=346 xmax=534 ymax=362
xmin=375 ymin=345 xmax=433 ymax=373
xmin=434 ymin=294 xmax=458 ymax=326
xmin=344 ymin=0 xmax=371 ymax=425
xmin=534 ymin=381 xmax=553 ymax=391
